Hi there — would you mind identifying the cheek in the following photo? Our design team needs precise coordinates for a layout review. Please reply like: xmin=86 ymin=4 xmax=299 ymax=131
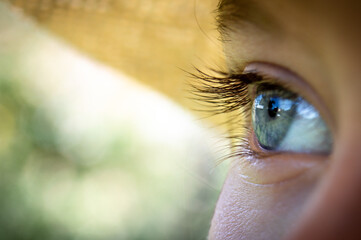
xmin=208 ymin=162 xmax=324 ymax=240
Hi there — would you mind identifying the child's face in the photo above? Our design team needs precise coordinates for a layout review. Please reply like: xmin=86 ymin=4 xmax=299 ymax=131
xmin=209 ymin=0 xmax=361 ymax=239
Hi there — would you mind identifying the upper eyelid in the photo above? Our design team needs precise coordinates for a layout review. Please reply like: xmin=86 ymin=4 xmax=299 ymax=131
xmin=248 ymin=78 xmax=300 ymax=101
xmin=243 ymin=62 xmax=316 ymax=98
xmin=205 ymin=63 xmax=322 ymax=116
xmin=227 ymin=70 xmax=303 ymax=102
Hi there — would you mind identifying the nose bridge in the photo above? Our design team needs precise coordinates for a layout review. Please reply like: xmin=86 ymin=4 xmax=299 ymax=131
xmin=287 ymin=132 xmax=361 ymax=239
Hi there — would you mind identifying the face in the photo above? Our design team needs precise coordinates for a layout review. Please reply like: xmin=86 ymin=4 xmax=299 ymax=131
xmin=209 ymin=0 xmax=361 ymax=239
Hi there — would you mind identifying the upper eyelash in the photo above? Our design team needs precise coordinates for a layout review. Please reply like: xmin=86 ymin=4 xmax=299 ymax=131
xmin=188 ymin=68 xmax=273 ymax=162
xmin=188 ymin=68 xmax=263 ymax=116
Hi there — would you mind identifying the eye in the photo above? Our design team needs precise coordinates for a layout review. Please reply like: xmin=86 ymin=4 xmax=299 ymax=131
xmin=252 ymin=84 xmax=333 ymax=154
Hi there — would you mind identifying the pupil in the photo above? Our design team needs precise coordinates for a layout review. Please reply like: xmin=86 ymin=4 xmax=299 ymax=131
xmin=268 ymin=98 xmax=279 ymax=118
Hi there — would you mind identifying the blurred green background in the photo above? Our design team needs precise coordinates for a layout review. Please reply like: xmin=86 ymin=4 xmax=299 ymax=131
xmin=0 ymin=1 xmax=228 ymax=239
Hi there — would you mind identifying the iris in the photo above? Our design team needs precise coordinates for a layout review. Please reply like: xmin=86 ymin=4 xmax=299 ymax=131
xmin=252 ymin=86 xmax=333 ymax=153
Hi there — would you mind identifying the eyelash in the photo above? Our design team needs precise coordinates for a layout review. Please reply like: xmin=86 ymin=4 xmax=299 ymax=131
xmin=189 ymin=68 xmax=278 ymax=163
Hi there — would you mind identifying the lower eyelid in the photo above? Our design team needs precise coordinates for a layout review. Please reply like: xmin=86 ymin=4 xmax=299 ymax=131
xmin=235 ymin=152 xmax=327 ymax=185
xmin=234 ymin=131 xmax=328 ymax=185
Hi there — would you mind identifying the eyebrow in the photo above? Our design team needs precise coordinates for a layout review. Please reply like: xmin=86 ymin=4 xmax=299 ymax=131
xmin=217 ymin=0 xmax=280 ymax=36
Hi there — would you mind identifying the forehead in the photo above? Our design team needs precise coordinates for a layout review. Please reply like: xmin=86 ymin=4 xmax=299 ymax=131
xmin=218 ymin=0 xmax=361 ymax=37
xmin=217 ymin=0 xmax=361 ymax=74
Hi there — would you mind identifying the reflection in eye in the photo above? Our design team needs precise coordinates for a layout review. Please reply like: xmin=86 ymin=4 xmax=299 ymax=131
xmin=252 ymin=85 xmax=333 ymax=154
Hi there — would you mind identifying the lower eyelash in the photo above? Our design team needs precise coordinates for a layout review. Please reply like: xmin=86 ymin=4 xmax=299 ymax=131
xmin=188 ymin=68 xmax=267 ymax=162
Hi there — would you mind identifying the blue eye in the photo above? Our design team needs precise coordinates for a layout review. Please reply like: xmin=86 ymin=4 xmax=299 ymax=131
xmin=252 ymin=86 xmax=333 ymax=154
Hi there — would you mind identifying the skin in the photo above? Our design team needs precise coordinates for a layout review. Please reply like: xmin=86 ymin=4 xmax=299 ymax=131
xmin=4 ymin=1 xmax=361 ymax=239
xmin=209 ymin=0 xmax=361 ymax=239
